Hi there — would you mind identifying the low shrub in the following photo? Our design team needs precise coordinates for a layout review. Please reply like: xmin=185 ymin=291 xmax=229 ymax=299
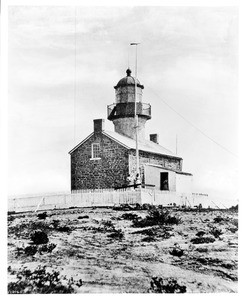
xmin=9 ymin=221 xmax=50 ymax=239
xmin=229 ymin=204 xmax=238 ymax=211
xmin=133 ymin=208 xmax=181 ymax=227
xmin=141 ymin=203 xmax=154 ymax=210
xmin=24 ymin=245 xmax=38 ymax=256
xmin=101 ymin=220 xmax=115 ymax=228
xmin=108 ymin=229 xmax=124 ymax=239
xmin=149 ymin=277 xmax=187 ymax=293
xmin=190 ymin=236 xmax=215 ymax=244
xmin=30 ymin=230 xmax=49 ymax=245
xmin=134 ymin=203 xmax=142 ymax=210
xmin=78 ymin=215 xmax=89 ymax=220
xmin=37 ymin=212 xmax=47 ymax=220
xmin=19 ymin=243 xmax=56 ymax=256
xmin=112 ymin=204 xmax=133 ymax=211
xmin=121 ymin=213 xmax=139 ymax=221
xmin=231 ymin=219 xmax=238 ymax=228
xmin=8 ymin=265 xmax=82 ymax=294
xmin=196 ymin=257 xmax=226 ymax=267
xmin=38 ymin=243 xmax=56 ymax=254
xmin=209 ymin=228 xmax=223 ymax=238
xmin=142 ymin=236 xmax=155 ymax=242
xmin=8 ymin=215 xmax=15 ymax=222
xmin=228 ymin=227 xmax=238 ymax=233
xmin=196 ymin=230 xmax=206 ymax=237
xmin=169 ymin=247 xmax=184 ymax=257
xmin=52 ymin=220 xmax=60 ymax=229
xmin=195 ymin=247 xmax=208 ymax=253
xmin=214 ymin=216 xmax=225 ymax=223
xmin=56 ymin=225 xmax=71 ymax=232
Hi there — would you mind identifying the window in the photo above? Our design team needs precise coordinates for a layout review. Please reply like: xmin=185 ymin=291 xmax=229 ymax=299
xmin=91 ymin=143 xmax=100 ymax=159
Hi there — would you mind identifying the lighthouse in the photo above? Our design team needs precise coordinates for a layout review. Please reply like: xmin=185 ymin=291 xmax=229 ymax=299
xmin=69 ymin=68 xmax=192 ymax=192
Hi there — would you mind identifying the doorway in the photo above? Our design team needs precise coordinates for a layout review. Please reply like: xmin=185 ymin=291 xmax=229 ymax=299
xmin=160 ymin=172 xmax=169 ymax=190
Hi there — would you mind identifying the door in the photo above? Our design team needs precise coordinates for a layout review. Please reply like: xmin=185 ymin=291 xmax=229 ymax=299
xmin=160 ymin=172 xmax=169 ymax=190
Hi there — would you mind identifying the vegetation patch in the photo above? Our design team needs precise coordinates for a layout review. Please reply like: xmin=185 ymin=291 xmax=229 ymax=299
xmin=112 ymin=204 xmax=133 ymax=211
xmin=8 ymin=215 xmax=15 ymax=222
xmin=133 ymin=208 xmax=181 ymax=227
xmin=108 ymin=228 xmax=124 ymax=239
xmin=196 ymin=230 xmax=206 ymax=237
xmin=37 ymin=212 xmax=47 ymax=220
xmin=142 ymin=236 xmax=155 ymax=242
xmin=101 ymin=220 xmax=114 ymax=228
xmin=214 ymin=216 xmax=226 ymax=223
xmin=18 ymin=243 xmax=56 ymax=256
xmin=190 ymin=236 xmax=215 ymax=244
xmin=8 ymin=265 xmax=82 ymax=294
xmin=121 ymin=213 xmax=139 ymax=221
xmin=30 ymin=230 xmax=49 ymax=245
xmin=209 ymin=228 xmax=223 ymax=238
xmin=24 ymin=245 xmax=38 ymax=256
xmin=38 ymin=243 xmax=56 ymax=254
xmin=231 ymin=219 xmax=238 ymax=228
xmin=228 ymin=227 xmax=238 ymax=233
xmin=148 ymin=277 xmax=187 ymax=293
xmin=56 ymin=225 xmax=72 ymax=232
xmin=78 ymin=215 xmax=89 ymax=219
xmin=8 ymin=220 xmax=50 ymax=239
xmin=229 ymin=204 xmax=238 ymax=212
xmin=169 ymin=245 xmax=184 ymax=257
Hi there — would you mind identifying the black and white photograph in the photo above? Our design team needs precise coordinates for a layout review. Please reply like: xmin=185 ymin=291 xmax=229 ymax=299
xmin=2 ymin=0 xmax=241 ymax=294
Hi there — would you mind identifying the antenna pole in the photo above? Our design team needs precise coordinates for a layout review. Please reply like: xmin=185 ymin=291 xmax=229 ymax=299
xmin=176 ymin=134 xmax=178 ymax=155
xmin=74 ymin=7 xmax=77 ymax=145
xmin=130 ymin=43 xmax=140 ymax=177
xmin=128 ymin=44 xmax=130 ymax=69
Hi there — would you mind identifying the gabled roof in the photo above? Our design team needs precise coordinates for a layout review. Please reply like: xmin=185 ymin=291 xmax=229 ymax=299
xmin=103 ymin=131 xmax=182 ymax=159
xmin=69 ymin=130 xmax=182 ymax=160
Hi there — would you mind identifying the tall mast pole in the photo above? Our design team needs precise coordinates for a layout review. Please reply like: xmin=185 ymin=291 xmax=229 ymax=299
xmin=130 ymin=43 xmax=140 ymax=176
xmin=176 ymin=134 xmax=178 ymax=155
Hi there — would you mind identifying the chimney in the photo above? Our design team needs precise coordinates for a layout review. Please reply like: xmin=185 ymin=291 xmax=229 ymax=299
xmin=150 ymin=134 xmax=159 ymax=144
xmin=94 ymin=119 xmax=105 ymax=133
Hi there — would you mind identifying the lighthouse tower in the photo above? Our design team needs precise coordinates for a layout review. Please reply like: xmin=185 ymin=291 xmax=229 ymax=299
xmin=107 ymin=69 xmax=151 ymax=141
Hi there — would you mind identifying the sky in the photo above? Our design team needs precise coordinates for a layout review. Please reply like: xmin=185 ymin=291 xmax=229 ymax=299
xmin=8 ymin=5 xmax=239 ymax=202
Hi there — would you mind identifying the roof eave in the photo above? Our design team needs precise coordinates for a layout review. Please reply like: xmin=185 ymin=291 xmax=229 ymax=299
xmin=68 ymin=132 xmax=94 ymax=154
xmin=129 ymin=148 xmax=182 ymax=160
xmin=103 ymin=132 xmax=131 ymax=149
xmin=145 ymin=163 xmax=192 ymax=175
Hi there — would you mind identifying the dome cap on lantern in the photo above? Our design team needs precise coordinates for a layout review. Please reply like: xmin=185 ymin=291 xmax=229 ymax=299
xmin=114 ymin=69 xmax=144 ymax=89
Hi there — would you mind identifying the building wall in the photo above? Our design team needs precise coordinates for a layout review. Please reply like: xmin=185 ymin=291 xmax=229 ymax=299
xmin=129 ymin=150 xmax=182 ymax=184
xmin=113 ymin=117 xmax=147 ymax=141
xmin=143 ymin=165 xmax=176 ymax=191
xmin=176 ymin=173 xmax=193 ymax=193
xmin=71 ymin=133 xmax=129 ymax=190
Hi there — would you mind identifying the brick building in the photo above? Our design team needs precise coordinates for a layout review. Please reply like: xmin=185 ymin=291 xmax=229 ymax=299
xmin=69 ymin=69 xmax=192 ymax=191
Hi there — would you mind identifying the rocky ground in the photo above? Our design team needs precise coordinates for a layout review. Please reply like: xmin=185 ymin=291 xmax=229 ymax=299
xmin=7 ymin=205 xmax=238 ymax=293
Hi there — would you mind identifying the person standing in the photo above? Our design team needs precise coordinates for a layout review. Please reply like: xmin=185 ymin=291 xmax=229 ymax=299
xmin=163 ymin=179 xmax=168 ymax=190
xmin=126 ymin=173 xmax=133 ymax=188
xmin=134 ymin=173 xmax=141 ymax=188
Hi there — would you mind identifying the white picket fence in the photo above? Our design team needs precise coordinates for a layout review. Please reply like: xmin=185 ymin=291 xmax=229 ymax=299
xmin=8 ymin=188 xmax=210 ymax=213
